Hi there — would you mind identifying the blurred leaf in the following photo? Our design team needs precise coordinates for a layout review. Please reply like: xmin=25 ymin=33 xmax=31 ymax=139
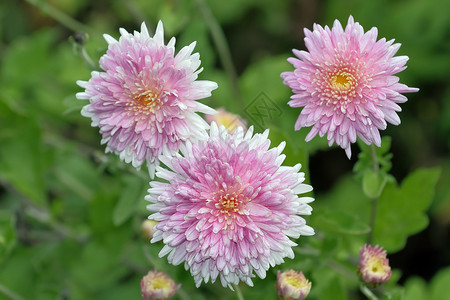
xmin=314 ymin=208 xmax=371 ymax=236
xmin=313 ymin=175 xmax=368 ymax=219
xmin=373 ymin=167 xmax=441 ymax=252
xmin=206 ymin=0 xmax=255 ymax=25
xmin=404 ymin=277 xmax=427 ymax=300
xmin=239 ymin=54 xmax=330 ymax=153
xmin=268 ymin=127 xmax=308 ymax=176
xmin=179 ymin=17 xmax=216 ymax=71
xmin=89 ymin=186 xmax=116 ymax=237
xmin=430 ymin=266 xmax=450 ymax=300
xmin=70 ymin=241 xmax=128 ymax=293
xmin=240 ymin=54 xmax=291 ymax=107
xmin=362 ymin=170 xmax=389 ymax=199
xmin=387 ymin=288 xmax=405 ymax=300
xmin=0 ymin=212 xmax=16 ymax=263
xmin=311 ymin=268 xmax=348 ymax=300
xmin=354 ymin=136 xmax=393 ymax=178
xmin=113 ymin=175 xmax=148 ymax=226
xmin=362 ymin=170 xmax=380 ymax=198
xmin=403 ymin=266 xmax=450 ymax=300
xmin=204 ymin=70 xmax=238 ymax=112
xmin=0 ymin=247 xmax=35 ymax=299
xmin=158 ymin=0 xmax=192 ymax=35
xmin=0 ymin=116 xmax=47 ymax=206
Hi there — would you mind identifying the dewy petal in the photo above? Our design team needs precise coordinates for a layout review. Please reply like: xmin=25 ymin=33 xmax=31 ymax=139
xmin=76 ymin=21 xmax=217 ymax=177
xmin=146 ymin=122 xmax=314 ymax=289
xmin=282 ymin=15 xmax=418 ymax=158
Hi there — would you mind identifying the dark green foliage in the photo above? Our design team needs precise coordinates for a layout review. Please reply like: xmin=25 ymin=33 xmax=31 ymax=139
xmin=0 ymin=0 xmax=448 ymax=299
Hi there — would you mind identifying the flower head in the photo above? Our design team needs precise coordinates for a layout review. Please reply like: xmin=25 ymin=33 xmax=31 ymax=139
xmin=140 ymin=270 xmax=180 ymax=300
xmin=281 ymin=16 xmax=418 ymax=158
xmin=358 ymin=244 xmax=392 ymax=286
xmin=76 ymin=21 xmax=217 ymax=177
xmin=276 ymin=270 xmax=311 ymax=300
xmin=146 ymin=122 xmax=314 ymax=289
xmin=205 ymin=108 xmax=247 ymax=134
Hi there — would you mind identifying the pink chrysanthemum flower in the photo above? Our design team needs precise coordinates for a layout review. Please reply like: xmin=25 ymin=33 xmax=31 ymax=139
xmin=146 ymin=122 xmax=314 ymax=289
xmin=76 ymin=21 xmax=217 ymax=177
xmin=358 ymin=244 xmax=392 ymax=286
xmin=276 ymin=270 xmax=311 ymax=300
xmin=281 ymin=16 xmax=418 ymax=158
xmin=140 ymin=269 xmax=180 ymax=300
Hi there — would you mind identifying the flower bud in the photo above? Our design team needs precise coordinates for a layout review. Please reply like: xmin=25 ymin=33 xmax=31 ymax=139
xmin=276 ymin=270 xmax=311 ymax=300
xmin=205 ymin=108 xmax=247 ymax=134
xmin=141 ymin=220 xmax=158 ymax=241
xmin=140 ymin=270 xmax=180 ymax=300
xmin=358 ymin=244 xmax=392 ymax=286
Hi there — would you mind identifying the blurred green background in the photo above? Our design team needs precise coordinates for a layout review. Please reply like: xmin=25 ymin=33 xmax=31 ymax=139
xmin=0 ymin=0 xmax=449 ymax=299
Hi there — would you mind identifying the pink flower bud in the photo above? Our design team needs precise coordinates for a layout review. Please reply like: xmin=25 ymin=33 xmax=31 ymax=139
xmin=358 ymin=244 xmax=392 ymax=286
xmin=140 ymin=270 xmax=180 ymax=300
xmin=276 ymin=270 xmax=311 ymax=300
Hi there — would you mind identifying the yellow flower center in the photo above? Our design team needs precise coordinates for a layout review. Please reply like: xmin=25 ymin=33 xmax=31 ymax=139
xmin=137 ymin=90 xmax=160 ymax=106
xmin=127 ymin=89 xmax=162 ymax=116
xmin=208 ymin=188 xmax=250 ymax=229
xmin=285 ymin=274 xmax=304 ymax=288
xmin=368 ymin=257 xmax=386 ymax=274
xmin=333 ymin=74 xmax=350 ymax=86
xmin=330 ymin=71 xmax=354 ymax=90
xmin=217 ymin=192 xmax=241 ymax=214
xmin=151 ymin=276 xmax=170 ymax=290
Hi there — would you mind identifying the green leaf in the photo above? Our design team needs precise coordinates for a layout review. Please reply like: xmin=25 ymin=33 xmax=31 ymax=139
xmin=0 ymin=211 xmax=16 ymax=263
xmin=373 ymin=167 xmax=442 ymax=252
xmin=113 ymin=175 xmax=148 ymax=226
xmin=403 ymin=266 xmax=450 ymax=300
xmin=362 ymin=170 xmax=381 ymax=198
xmin=0 ymin=116 xmax=47 ymax=206
xmin=268 ymin=127 xmax=309 ymax=176
xmin=70 ymin=241 xmax=128 ymax=292
xmin=354 ymin=136 xmax=393 ymax=178
xmin=362 ymin=171 xmax=390 ymax=199
xmin=240 ymin=54 xmax=291 ymax=108
xmin=403 ymin=277 xmax=427 ymax=300
xmin=430 ymin=267 xmax=450 ymax=300
xmin=311 ymin=268 xmax=348 ymax=300
xmin=179 ymin=17 xmax=216 ymax=71
xmin=314 ymin=208 xmax=371 ymax=236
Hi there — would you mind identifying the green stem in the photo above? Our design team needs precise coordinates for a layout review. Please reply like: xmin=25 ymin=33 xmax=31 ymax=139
xmin=370 ymin=144 xmax=380 ymax=173
xmin=367 ymin=195 xmax=379 ymax=244
xmin=25 ymin=0 xmax=91 ymax=33
xmin=79 ymin=46 xmax=97 ymax=70
xmin=326 ymin=259 xmax=357 ymax=281
xmin=0 ymin=284 xmax=25 ymax=300
xmin=360 ymin=284 xmax=379 ymax=300
xmin=24 ymin=202 xmax=87 ymax=243
xmin=195 ymin=0 xmax=242 ymax=106
xmin=367 ymin=144 xmax=380 ymax=244
xmin=233 ymin=284 xmax=245 ymax=300
xmin=141 ymin=245 xmax=159 ymax=268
